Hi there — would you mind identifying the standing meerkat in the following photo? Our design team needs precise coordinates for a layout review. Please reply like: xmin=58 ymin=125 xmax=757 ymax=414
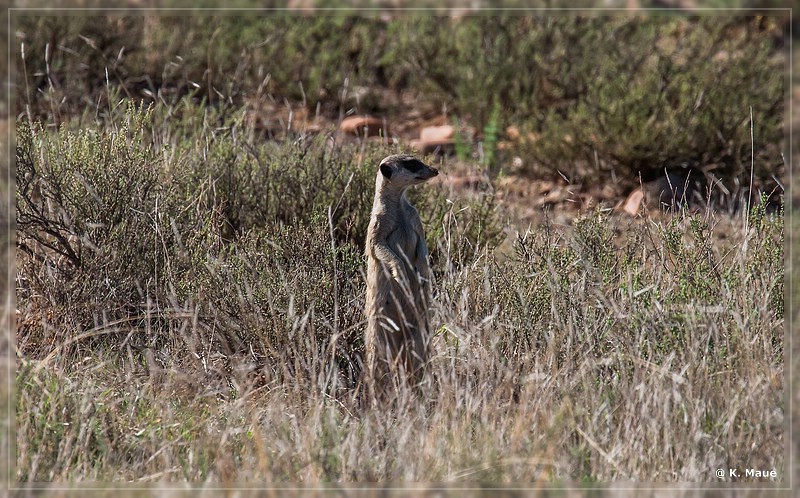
xmin=364 ymin=154 xmax=439 ymax=389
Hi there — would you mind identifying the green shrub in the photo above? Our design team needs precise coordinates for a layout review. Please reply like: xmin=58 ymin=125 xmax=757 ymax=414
xmin=16 ymin=105 xmax=162 ymax=311
xmin=513 ymin=16 xmax=784 ymax=192
xmin=14 ymin=15 xmax=393 ymax=119
xmin=14 ymin=15 xmax=784 ymax=196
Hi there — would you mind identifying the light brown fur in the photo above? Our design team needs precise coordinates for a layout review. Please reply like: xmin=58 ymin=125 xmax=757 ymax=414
xmin=364 ymin=154 xmax=438 ymax=390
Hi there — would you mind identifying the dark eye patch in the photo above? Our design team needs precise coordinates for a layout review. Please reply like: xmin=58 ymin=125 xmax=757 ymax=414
xmin=401 ymin=159 xmax=426 ymax=173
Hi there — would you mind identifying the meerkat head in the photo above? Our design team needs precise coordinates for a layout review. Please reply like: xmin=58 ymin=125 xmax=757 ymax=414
xmin=377 ymin=154 xmax=439 ymax=191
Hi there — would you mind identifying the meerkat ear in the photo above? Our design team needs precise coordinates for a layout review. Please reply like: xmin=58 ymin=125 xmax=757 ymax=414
xmin=380 ymin=164 xmax=393 ymax=179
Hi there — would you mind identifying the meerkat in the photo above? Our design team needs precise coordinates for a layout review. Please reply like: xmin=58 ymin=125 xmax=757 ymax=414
xmin=364 ymin=154 xmax=439 ymax=389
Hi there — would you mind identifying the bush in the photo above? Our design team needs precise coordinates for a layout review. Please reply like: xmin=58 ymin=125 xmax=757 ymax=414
xmin=15 ymin=102 xmax=503 ymax=365
xmin=516 ymin=17 xmax=784 ymax=192
xmin=14 ymin=15 xmax=785 ymax=195
xmin=16 ymin=105 xmax=163 ymax=317
xmin=12 ymin=14 xmax=785 ymax=483
xmin=14 ymin=15 xmax=393 ymax=119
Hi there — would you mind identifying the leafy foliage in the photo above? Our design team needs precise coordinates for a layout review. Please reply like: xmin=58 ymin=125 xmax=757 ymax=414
xmin=14 ymin=15 xmax=785 ymax=192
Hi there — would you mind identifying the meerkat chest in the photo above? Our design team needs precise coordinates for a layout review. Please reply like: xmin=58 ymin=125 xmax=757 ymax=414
xmin=369 ymin=197 xmax=423 ymax=265
xmin=388 ymin=221 xmax=419 ymax=259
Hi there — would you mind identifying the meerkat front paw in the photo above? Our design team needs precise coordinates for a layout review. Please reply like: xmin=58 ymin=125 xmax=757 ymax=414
xmin=391 ymin=266 xmax=404 ymax=282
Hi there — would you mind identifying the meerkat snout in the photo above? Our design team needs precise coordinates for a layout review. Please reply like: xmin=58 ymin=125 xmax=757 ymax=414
xmin=364 ymin=154 xmax=437 ymax=391
xmin=419 ymin=166 xmax=439 ymax=180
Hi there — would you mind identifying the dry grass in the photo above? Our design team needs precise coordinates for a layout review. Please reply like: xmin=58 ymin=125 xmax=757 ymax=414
xmin=13 ymin=184 xmax=785 ymax=484
xmin=7 ymin=13 xmax=789 ymax=492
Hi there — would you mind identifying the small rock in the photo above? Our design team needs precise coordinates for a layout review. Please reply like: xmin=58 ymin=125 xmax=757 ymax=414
xmin=505 ymin=125 xmax=520 ymax=141
xmin=496 ymin=141 xmax=514 ymax=151
xmin=534 ymin=186 xmax=569 ymax=207
xmin=420 ymin=125 xmax=454 ymax=142
xmin=622 ymin=188 xmax=645 ymax=216
xmin=713 ymin=50 xmax=729 ymax=63
xmin=339 ymin=116 xmax=388 ymax=137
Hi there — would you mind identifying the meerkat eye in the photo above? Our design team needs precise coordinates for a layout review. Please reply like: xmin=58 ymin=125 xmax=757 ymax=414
xmin=380 ymin=164 xmax=393 ymax=179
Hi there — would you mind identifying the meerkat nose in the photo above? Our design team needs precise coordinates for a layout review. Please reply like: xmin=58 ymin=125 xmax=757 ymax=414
xmin=430 ymin=167 xmax=439 ymax=176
